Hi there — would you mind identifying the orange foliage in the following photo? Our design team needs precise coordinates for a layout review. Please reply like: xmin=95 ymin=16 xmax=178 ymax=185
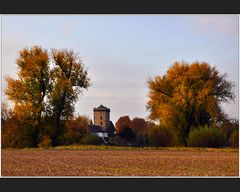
xmin=147 ymin=61 xmax=234 ymax=145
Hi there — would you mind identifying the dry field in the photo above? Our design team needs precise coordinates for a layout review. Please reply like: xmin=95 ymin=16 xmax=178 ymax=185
xmin=1 ymin=147 xmax=239 ymax=176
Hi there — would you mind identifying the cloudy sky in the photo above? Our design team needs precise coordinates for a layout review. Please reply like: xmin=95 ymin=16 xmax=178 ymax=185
xmin=1 ymin=15 xmax=239 ymax=123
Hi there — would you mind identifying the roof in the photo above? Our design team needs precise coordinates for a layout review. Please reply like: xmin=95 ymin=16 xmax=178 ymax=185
xmin=93 ymin=104 xmax=110 ymax=112
xmin=89 ymin=125 xmax=107 ymax=133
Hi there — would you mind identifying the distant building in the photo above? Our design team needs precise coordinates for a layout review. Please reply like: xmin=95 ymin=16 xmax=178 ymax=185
xmin=89 ymin=104 xmax=116 ymax=143
xmin=89 ymin=125 xmax=108 ymax=138
xmin=93 ymin=104 xmax=110 ymax=130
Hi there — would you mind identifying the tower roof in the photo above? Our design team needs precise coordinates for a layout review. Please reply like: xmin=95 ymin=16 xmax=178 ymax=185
xmin=93 ymin=104 xmax=110 ymax=112
xmin=89 ymin=125 xmax=107 ymax=133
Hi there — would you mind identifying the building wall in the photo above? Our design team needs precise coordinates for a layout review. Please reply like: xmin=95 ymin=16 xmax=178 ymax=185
xmin=94 ymin=110 xmax=110 ymax=130
xmin=96 ymin=132 xmax=108 ymax=138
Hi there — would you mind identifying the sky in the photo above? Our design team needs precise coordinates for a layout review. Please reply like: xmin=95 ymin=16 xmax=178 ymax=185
xmin=1 ymin=15 xmax=239 ymax=124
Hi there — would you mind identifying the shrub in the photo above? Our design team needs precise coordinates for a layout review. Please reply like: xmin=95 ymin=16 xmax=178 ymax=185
xmin=108 ymin=135 xmax=126 ymax=146
xmin=2 ymin=116 xmax=35 ymax=148
xmin=80 ymin=134 xmax=103 ymax=145
xmin=187 ymin=125 xmax=225 ymax=148
xmin=229 ymin=131 xmax=239 ymax=148
xmin=219 ymin=118 xmax=239 ymax=146
xmin=119 ymin=127 xmax=135 ymax=141
xmin=135 ymin=131 xmax=148 ymax=146
xmin=66 ymin=115 xmax=90 ymax=135
xmin=38 ymin=135 xmax=52 ymax=149
xmin=62 ymin=130 xmax=81 ymax=145
xmin=148 ymin=126 xmax=173 ymax=147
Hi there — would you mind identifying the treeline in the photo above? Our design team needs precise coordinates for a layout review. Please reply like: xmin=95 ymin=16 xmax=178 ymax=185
xmin=1 ymin=46 xmax=239 ymax=149
xmin=2 ymin=102 xmax=105 ymax=148
xmin=111 ymin=116 xmax=239 ymax=148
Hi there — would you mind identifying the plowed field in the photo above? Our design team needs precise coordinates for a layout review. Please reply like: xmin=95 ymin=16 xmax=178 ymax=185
xmin=2 ymin=148 xmax=238 ymax=176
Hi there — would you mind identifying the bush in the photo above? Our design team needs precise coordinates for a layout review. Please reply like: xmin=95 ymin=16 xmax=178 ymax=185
xmin=119 ymin=127 xmax=135 ymax=141
xmin=2 ymin=117 xmax=35 ymax=148
xmin=108 ymin=135 xmax=126 ymax=146
xmin=135 ymin=132 xmax=148 ymax=146
xmin=38 ymin=135 xmax=52 ymax=149
xmin=80 ymin=134 xmax=103 ymax=145
xmin=187 ymin=125 xmax=225 ymax=148
xmin=66 ymin=115 xmax=90 ymax=135
xmin=219 ymin=118 xmax=239 ymax=146
xmin=148 ymin=126 xmax=173 ymax=147
xmin=229 ymin=131 xmax=239 ymax=148
xmin=62 ymin=130 xmax=81 ymax=145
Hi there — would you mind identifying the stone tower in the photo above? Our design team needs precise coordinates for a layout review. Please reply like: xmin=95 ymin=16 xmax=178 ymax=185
xmin=93 ymin=104 xmax=110 ymax=130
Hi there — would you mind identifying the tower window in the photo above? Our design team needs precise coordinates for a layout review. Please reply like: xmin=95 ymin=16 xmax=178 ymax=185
xmin=100 ymin=121 xmax=102 ymax=125
xmin=100 ymin=116 xmax=102 ymax=120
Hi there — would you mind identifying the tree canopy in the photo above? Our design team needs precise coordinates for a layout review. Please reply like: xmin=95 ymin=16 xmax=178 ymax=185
xmin=147 ymin=61 xmax=235 ymax=145
xmin=4 ymin=46 xmax=91 ymax=147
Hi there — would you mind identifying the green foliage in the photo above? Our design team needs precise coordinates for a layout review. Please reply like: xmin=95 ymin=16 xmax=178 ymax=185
xmin=148 ymin=126 xmax=174 ymax=147
xmin=38 ymin=135 xmax=52 ymax=149
xmin=80 ymin=134 xmax=103 ymax=145
xmin=187 ymin=125 xmax=225 ymax=148
xmin=229 ymin=131 xmax=239 ymax=148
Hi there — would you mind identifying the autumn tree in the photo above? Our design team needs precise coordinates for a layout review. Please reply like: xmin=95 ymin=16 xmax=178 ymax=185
xmin=130 ymin=117 xmax=148 ymax=134
xmin=130 ymin=117 xmax=149 ymax=146
xmin=49 ymin=49 xmax=90 ymax=145
xmin=1 ymin=101 xmax=11 ymax=122
xmin=148 ymin=125 xmax=174 ymax=147
xmin=4 ymin=46 xmax=91 ymax=148
xmin=1 ymin=101 xmax=14 ymax=147
xmin=66 ymin=114 xmax=90 ymax=135
xmin=218 ymin=118 xmax=239 ymax=146
xmin=5 ymin=46 xmax=52 ymax=147
xmin=147 ymin=61 xmax=234 ymax=146
xmin=62 ymin=115 xmax=91 ymax=145
xmin=115 ymin=116 xmax=135 ymax=141
xmin=115 ymin=116 xmax=132 ymax=134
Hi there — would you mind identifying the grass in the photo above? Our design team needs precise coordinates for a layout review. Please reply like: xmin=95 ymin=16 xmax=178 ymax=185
xmin=4 ymin=144 xmax=238 ymax=153
xmin=2 ymin=146 xmax=238 ymax=176
xmin=50 ymin=145 xmax=238 ymax=152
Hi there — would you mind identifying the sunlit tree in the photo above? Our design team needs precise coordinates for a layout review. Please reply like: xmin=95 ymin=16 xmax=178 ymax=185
xmin=5 ymin=46 xmax=52 ymax=146
xmin=5 ymin=46 xmax=91 ymax=147
xmin=49 ymin=49 xmax=90 ymax=145
xmin=147 ymin=61 xmax=234 ymax=146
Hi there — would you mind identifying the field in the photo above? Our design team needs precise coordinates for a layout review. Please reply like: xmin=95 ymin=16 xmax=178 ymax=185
xmin=1 ymin=146 xmax=239 ymax=176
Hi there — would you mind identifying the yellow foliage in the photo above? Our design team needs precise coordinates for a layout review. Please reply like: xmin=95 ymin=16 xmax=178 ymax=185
xmin=147 ymin=61 xmax=234 ymax=145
